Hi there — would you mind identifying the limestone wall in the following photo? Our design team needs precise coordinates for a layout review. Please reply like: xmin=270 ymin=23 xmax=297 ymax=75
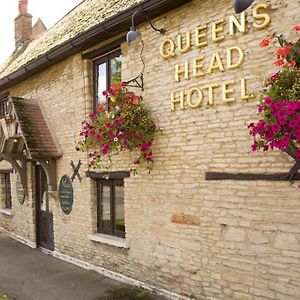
xmin=0 ymin=0 xmax=299 ymax=299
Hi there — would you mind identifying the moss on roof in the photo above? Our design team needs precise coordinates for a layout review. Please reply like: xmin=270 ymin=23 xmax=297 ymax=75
xmin=0 ymin=0 xmax=142 ymax=80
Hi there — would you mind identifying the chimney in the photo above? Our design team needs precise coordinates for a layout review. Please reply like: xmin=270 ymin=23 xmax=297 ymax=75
xmin=15 ymin=0 xmax=32 ymax=48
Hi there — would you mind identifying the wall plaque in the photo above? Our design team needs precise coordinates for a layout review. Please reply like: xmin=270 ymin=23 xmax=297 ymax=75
xmin=58 ymin=175 xmax=73 ymax=214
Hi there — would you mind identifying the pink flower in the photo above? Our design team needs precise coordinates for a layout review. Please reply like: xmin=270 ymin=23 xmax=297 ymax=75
xmin=271 ymin=71 xmax=280 ymax=81
xmin=141 ymin=142 xmax=152 ymax=151
xmin=286 ymin=103 xmax=296 ymax=115
xmin=264 ymin=97 xmax=273 ymax=105
xmin=114 ymin=118 xmax=124 ymax=125
xmin=251 ymin=141 xmax=258 ymax=151
xmin=271 ymin=124 xmax=281 ymax=133
xmin=133 ymin=133 xmax=140 ymax=140
xmin=101 ymin=144 xmax=110 ymax=155
xmin=88 ymin=113 xmax=96 ymax=119
xmin=263 ymin=145 xmax=269 ymax=151
xmin=109 ymin=132 xmax=115 ymax=140
xmin=277 ymin=116 xmax=286 ymax=125
xmin=294 ymin=130 xmax=300 ymax=142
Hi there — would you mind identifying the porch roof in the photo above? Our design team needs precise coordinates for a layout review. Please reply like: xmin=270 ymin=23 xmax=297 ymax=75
xmin=1 ymin=97 xmax=61 ymax=159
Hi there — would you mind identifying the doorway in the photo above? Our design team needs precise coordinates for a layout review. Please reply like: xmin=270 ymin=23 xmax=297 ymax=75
xmin=35 ymin=165 xmax=54 ymax=250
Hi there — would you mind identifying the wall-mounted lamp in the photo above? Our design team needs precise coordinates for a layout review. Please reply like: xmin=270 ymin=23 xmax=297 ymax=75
xmin=233 ymin=0 xmax=254 ymax=13
xmin=126 ymin=11 xmax=141 ymax=43
xmin=126 ymin=11 xmax=166 ymax=43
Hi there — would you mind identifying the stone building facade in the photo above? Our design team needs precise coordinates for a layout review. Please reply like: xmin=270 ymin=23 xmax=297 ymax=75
xmin=0 ymin=0 xmax=299 ymax=299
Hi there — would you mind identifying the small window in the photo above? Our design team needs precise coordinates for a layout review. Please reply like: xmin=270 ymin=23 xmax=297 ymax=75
xmin=93 ymin=49 xmax=122 ymax=112
xmin=1 ymin=173 xmax=12 ymax=209
xmin=97 ymin=179 xmax=125 ymax=238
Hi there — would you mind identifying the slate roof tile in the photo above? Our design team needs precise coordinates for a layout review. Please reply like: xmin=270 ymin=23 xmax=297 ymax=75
xmin=0 ymin=0 xmax=142 ymax=80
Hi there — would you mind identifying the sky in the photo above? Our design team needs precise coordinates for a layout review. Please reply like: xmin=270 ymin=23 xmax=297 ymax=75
xmin=0 ymin=0 xmax=83 ymax=63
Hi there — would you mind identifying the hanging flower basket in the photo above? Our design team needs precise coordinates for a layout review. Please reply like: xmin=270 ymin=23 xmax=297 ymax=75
xmin=248 ymin=26 xmax=300 ymax=180
xmin=76 ymin=83 xmax=156 ymax=173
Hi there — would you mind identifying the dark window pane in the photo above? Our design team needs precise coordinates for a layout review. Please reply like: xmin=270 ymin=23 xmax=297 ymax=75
xmin=114 ymin=180 xmax=125 ymax=235
xmin=97 ymin=62 xmax=107 ymax=105
xmin=111 ymin=54 xmax=122 ymax=86
xmin=100 ymin=184 xmax=111 ymax=234
xmin=97 ymin=178 xmax=125 ymax=238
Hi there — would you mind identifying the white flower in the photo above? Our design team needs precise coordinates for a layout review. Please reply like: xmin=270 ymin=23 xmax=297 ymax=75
xmin=115 ymin=106 xmax=120 ymax=111
xmin=114 ymin=137 xmax=118 ymax=142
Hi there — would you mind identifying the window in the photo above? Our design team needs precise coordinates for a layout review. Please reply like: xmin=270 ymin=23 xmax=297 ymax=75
xmin=0 ymin=172 xmax=12 ymax=210
xmin=97 ymin=179 xmax=125 ymax=238
xmin=93 ymin=49 xmax=122 ymax=112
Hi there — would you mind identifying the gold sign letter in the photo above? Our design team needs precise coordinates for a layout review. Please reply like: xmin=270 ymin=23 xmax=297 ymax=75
xmin=253 ymin=4 xmax=271 ymax=30
xmin=160 ymin=38 xmax=176 ymax=59
xmin=204 ymin=83 xmax=219 ymax=105
xmin=212 ymin=19 xmax=225 ymax=43
xmin=222 ymin=80 xmax=236 ymax=103
xmin=193 ymin=57 xmax=205 ymax=78
xmin=178 ymin=31 xmax=191 ymax=53
xmin=229 ymin=12 xmax=246 ymax=35
xmin=171 ymin=91 xmax=185 ymax=111
xmin=175 ymin=62 xmax=189 ymax=82
xmin=208 ymin=53 xmax=224 ymax=74
xmin=227 ymin=46 xmax=244 ymax=70
xmin=241 ymin=78 xmax=255 ymax=100
xmin=187 ymin=88 xmax=203 ymax=109
xmin=195 ymin=25 xmax=208 ymax=48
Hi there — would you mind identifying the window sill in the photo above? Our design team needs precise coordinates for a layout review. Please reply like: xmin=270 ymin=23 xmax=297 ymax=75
xmin=87 ymin=233 xmax=128 ymax=248
xmin=0 ymin=208 xmax=12 ymax=216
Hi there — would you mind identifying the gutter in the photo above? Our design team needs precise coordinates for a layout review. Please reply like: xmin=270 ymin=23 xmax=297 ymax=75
xmin=0 ymin=0 xmax=192 ymax=91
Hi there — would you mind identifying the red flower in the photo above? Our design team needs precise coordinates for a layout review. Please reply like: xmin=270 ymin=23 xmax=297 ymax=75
xmin=260 ymin=39 xmax=270 ymax=47
xmin=284 ymin=44 xmax=293 ymax=52
xmin=274 ymin=59 xmax=284 ymax=66
xmin=289 ymin=60 xmax=296 ymax=67
xmin=276 ymin=47 xmax=286 ymax=58
xmin=293 ymin=25 xmax=300 ymax=31
xmin=132 ymin=96 xmax=139 ymax=105
xmin=98 ymin=105 xmax=104 ymax=113
xmin=276 ymin=45 xmax=292 ymax=59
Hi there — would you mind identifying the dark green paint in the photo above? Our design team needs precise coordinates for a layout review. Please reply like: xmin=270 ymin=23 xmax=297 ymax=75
xmin=58 ymin=175 xmax=73 ymax=215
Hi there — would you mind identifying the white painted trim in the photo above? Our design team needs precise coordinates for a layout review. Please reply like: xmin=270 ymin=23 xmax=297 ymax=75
xmin=43 ymin=250 xmax=189 ymax=300
xmin=0 ymin=208 xmax=12 ymax=216
xmin=11 ymin=233 xmax=36 ymax=249
xmin=87 ymin=233 xmax=128 ymax=248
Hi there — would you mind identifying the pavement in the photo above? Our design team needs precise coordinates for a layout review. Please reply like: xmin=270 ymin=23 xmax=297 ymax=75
xmin=0 ymin=233 xmax=165 ymax=300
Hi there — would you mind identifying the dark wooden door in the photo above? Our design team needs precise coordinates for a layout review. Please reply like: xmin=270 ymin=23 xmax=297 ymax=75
xmin=35 ymin=165 xmax=54 ymax=250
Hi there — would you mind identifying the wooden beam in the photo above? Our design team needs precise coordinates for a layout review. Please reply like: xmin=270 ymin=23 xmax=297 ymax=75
xmin=205 ymin=172 xmax=300 ymax=181
xmin=35 ymin=158 xmax=57 ymax=191
xmin=86 ymin=171 xmax=130 ymax=180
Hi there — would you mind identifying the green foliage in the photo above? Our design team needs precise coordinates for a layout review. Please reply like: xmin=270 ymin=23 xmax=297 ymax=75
xmin=266 ymin=68 xmax=300 ymax=101
xmin=96 ymin=287 xmax=157 ymax=300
